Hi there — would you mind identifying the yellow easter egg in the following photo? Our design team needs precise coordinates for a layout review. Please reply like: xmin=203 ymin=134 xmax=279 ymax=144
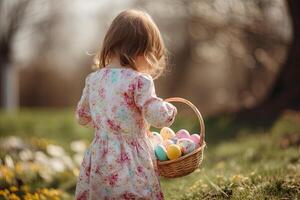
xmin=166 ymin=144 xmax=182 ymax=160
xmin=160 ymin=127 xmax=175 ymax=140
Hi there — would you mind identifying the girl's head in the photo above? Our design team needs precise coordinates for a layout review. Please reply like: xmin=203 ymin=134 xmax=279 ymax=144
xmin=97 ymin=9 xmax=167 ymax=79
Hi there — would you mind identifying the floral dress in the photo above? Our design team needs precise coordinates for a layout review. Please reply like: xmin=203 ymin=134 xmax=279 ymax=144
xmin=74 ymin=67 xmax=177 ymax=200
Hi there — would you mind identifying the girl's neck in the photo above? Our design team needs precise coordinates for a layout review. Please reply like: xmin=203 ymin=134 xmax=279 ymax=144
xmin=105 ymin=56 xmax=148 ymax=73
xmin=106 ymin=57 xmax=125 ymax=69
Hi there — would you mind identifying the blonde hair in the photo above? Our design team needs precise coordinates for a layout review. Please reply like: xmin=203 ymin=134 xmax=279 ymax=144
xmin=96 ymin=9 xmax=167 ymax=79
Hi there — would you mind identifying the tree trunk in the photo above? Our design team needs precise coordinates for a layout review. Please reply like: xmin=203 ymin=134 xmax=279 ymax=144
xmin=1 ymin=62 xmax=19 ymax=112
xmin=237 ymin=0 xmax=300 ymax=119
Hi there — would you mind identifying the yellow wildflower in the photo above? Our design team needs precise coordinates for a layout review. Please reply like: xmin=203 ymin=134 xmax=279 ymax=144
xmin=8 ymin=193 xmax=21 ymax=200
xmin=24 ymin=192 xmax=39 ymax=200
xmin=0 ymin=189 xmax=9 ymax=198
xmin=9 ymin=186 xmax=18 ymax=192
xmin=15 ymin=163 xmax=24 ymax=175
xmin=0 ymin=166 xmax=14 ymax=184
xmin=21 ymin=185 xmax=30 ymax=192
xmin=231 ymin=174 xmax=249 ymax=184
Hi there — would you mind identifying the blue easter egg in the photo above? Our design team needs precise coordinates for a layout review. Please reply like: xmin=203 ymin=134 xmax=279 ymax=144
xmin=177 ymin=138 xmax=196 ymax=155
xmin=155 ymin=145 xmax=168 ymax=161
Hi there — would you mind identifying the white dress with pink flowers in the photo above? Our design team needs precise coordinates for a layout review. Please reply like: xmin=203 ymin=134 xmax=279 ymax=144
xmin=74 ymin=68 xmax=177 ymax=200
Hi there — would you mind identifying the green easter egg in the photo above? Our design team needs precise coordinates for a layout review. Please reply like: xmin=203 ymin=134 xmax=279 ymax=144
xmin=155 ymin=144 xmax=168 ymax=161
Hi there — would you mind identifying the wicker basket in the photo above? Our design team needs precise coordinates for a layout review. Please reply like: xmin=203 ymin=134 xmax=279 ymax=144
xmin=157 ymin=97 xmax=206 ymax=178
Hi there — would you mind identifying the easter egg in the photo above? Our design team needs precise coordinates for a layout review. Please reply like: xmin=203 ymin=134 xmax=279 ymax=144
xmin=190 ymin=134 xmax=201 ymax=148
xmin=175 ymin=129 xmax=190 ymax=139
xmin=166 ymin=144 xmax=182 ymax=160
xmin=170 ymin=137 xmax=178 ymax=144
xmin=155 ymin=145 xmax=168 ymax=161
xmin=152 ymin=132 xmax=160 ymax=137
xmin=160 ymin=127 xmax=176 ymax=140
xmin=163 ymin=139 xmax=174 ymax=148
xmin=150 ymin=132 xmax=163 ymax=147
xmin=177 ymin=138 xmax=195 ymax=155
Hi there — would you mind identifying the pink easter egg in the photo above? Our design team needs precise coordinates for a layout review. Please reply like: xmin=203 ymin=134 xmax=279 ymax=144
xmin=190 ymin=134 xmax=201 ymax=148
xmin=175 ymin=129 xmax=190 ymax=139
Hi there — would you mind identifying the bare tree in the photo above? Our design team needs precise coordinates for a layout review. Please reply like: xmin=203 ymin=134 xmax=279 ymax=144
xmin=0 ymin=0 xmax=31 ymax=111
xmin=239 ymin=0 xmax=300 ymax=118
xmin=137 ymin=0 xmax=291 ymax=115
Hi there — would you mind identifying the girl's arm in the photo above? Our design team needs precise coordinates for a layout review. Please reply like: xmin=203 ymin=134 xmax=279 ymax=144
xmin=75 ymin=74 xmax=93 ymax=127
xmin=134 ymin=74 xmax=177 ymax=128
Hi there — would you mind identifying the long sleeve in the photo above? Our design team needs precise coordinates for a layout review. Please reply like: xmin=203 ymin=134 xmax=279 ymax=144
xmin=134 ymin=74 xmax=177 ymax=128
xmin=75 ymin=74 xmax=93 ymax=126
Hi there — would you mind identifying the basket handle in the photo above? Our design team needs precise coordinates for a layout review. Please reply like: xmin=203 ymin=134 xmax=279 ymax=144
xmin=165 ymin=97 xmax=205 ymax=146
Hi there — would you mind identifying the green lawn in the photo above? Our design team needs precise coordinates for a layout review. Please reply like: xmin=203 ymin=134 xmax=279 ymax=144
xmin=0 ymin=109 xmax=299 ymax=199
xmin=162 ymin=112 xmax=300 ymax=199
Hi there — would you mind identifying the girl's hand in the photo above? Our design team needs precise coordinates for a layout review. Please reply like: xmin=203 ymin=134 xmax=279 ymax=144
xmin=80 ymin=116 xmax=91 ymax=125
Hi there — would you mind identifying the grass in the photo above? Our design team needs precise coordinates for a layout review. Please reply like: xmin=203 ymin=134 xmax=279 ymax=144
xmin=0 ymin=109 xmax=299 ymax=199
xmin=161 ymin=111 xmax=300 ymax=199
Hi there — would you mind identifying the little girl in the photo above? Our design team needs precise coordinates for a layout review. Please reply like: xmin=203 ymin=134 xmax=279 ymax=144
xmin=75 ymin=9 xmax=177 ymax=200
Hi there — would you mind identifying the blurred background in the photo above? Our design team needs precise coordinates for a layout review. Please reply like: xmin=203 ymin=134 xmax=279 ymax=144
xmin=0 ymin=0 xmax=299 ymax=199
